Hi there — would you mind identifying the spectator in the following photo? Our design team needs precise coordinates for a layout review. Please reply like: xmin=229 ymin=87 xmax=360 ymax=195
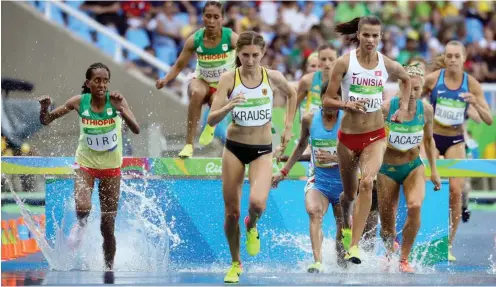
xmin=397 ymin=31 xmax=421 ymax=65
xmin=240 ymin=6 xmax=261 ymax=32
xmin=126 ymin=46 xmax=159 ymax=80
xmin=80 ymin=1 xmax=127 ymax=36
xmin=121 ymin=1 xmax=151 ymax=29
xmin=223 ymin=4 xmax=242 ymax=34
xmin=299 ymin=2 xmax=320 ymax=34
xmin=153 ymin=2 xmax=183 ymax=47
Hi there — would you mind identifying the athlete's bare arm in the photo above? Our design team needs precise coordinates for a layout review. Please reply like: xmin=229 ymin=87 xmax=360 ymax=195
xmin=281 ymin=112 xmax=313 ymax=171
xmin=381 ymin=99 xmax=391 ymax=121
xmin=207 ymin=71 xmax=239 ymax=126
xmin=230 ymin=31 xmax=239 ymax=49
xmin=267 ymin=69 xmax=297 ymax=147
xmin=384 ymin=57 xmax=411 ymax=111
xmin=466 ymin=75 xmax=493 ymax=125
xmin=466 ymin=105 xmax=482 ymax=124
xmin=156 ymin=36 xmax=196 ymax=88
xmin=296 ymin=73 xmax=313 ymax=112
xmin=322 ymin=56 xmax=348 ymax=110
xmin=422 ymin=70 xmax=441 ymax=98
xmin=422 ymin=101 xmax=441 ymax=190
xmin=39 ymin=95 xmax=81 ymax=125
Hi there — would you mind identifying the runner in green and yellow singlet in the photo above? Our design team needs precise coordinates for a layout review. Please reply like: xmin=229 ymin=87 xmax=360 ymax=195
xmin=39 ymin=63 xmax=140 ymax=271
xmin=156 ymin=1 xmax=238 ymax=158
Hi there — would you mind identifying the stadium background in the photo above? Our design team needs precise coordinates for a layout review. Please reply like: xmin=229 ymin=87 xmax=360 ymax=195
xmin=1 ymin=1 xmax=495 ymax=203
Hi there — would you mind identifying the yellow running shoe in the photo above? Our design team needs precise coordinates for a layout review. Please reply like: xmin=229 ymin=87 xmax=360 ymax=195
xmin=199 ymin=124 xmax=215 ymax=146
xmin=448 ymin=245 xmax=456 ymax=262
xmin=224 ymin=261 xmax=243 ymax=283
xmin=178 ymin=144 xmax=193 ymax=159
xmin=344 ymin=245 xmax=361 ymax=264
xmin=307 ymin=261 xmax=322 ymax=273
xmin=244 ymin=216 xmax=260 ymax=256
xmin=341 ymin=228 xmax=352 ymax=252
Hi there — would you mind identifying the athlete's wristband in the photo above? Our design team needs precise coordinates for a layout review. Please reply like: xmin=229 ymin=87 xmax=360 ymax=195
xmin=280 ymin=168 xmax=289 ymax=177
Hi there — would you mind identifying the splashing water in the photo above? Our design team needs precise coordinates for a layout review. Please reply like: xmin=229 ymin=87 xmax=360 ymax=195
xmin=6 ymin=177 xmax=177 ymax=272
xmin=260 ymin=228 xmax=437 ymax=275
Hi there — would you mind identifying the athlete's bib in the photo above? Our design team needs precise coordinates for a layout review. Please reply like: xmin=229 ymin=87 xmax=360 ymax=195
xmin=230 ymin=67 xmax=273 ymax=127
xmin=341 ymin=49 xmax=388 ymax=113
xmin=434 ymin=97 xmax=466 ymax=127
xmin=386 ymin=97 xmax=425 ymax=152
xmin=387 ymin=123 xmax=423 ymax=152
xmin=194 ymin=27 xmax=236 ymax=86
xmin=76 ymin=92 xmax=123 ymax=170
xmin=311 ymin=138 xmax=337 ymax=167
xmin=82 ymin=120 xmax=119 ymax=152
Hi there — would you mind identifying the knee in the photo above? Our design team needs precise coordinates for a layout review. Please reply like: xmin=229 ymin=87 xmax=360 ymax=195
xmin=249 ymin=197 xmax=266 ymax=215
xmin=450 ymin=185 xmax=462 ymax=196
xmin=407 ymin=201 xmax=422 ymax=216
xmin=225 ymin=207 xmax=240 ymax=223
xmin=359 ymin=176 xmax=374 ymax=193
xmin=341 ymin=191 xmax=355 ymax=202
xmin=307 ymin=206 xmax=324 ymax=222
xmin=189 ymin=88 xmax=207 ymax=103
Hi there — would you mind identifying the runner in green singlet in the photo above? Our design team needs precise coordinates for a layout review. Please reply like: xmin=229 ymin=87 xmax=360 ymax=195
xmin=156 ymin=1 xmax=238 ymax=159
xmin=38 ymin=63 xmax=140 ymax=271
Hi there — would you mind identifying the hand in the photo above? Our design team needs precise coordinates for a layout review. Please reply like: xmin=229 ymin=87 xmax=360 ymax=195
xmin=273 ymin=144 xmax=285 ymax=161
xmin=459 ymin=93 xmax=477 ymax=105
xmin=156 ymin=79 xmax=167 ymax=89
xmin=280 ymin=128 xmax=293 ymax=148
xmin=314 ymin=150 xmax=337 ymax=165
xmin=109 ymin=91 xmax=125 ymax=111
xmin=431 ymin=171 xmax=441 ymax=191
xmin=228 ymin=93 xmax=247 ymax=110
xmin=277 ymin=155 xmax=290 ymax=162
xmin=344 ymin=99 xmax=368 ymax=114
xmin=38 ymin=96 xmax=52 ymax=109
xmin=391 ymin=108 xmax=409 ymax=123
xmin=271 ymin=172 xmax=285 ymax=188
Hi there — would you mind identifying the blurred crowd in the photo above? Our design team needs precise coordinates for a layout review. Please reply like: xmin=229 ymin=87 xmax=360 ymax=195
xmin=70 ymin=1 xmax=496 ymax=83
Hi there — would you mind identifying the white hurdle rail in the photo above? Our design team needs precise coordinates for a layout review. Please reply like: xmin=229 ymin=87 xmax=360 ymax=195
xmin=41 ymin=1 xmax=190 ymax=104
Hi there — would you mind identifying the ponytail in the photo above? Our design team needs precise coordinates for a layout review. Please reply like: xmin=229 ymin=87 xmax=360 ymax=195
xmin=431 ymin=54 xmax=446 ymax=71
xmin=335 ymin=17 xmax=361 ymax=44
xmin=335 ymin=16 xmax=382 ymax=45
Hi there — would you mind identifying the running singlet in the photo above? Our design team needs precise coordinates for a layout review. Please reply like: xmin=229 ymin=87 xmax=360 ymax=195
xmin=75 ymin=92 xmax=122 ymax=169
xmin=341 ymin=49 xmax=389 ymax=113
xmin=193 ymin=27 xmax=236 ymax=87
xmin=430 ymin=69 xmax=469 ymax=127
xmin=300 ymin=71 xmax=324 ymax=119
xmin=385 ymin=96 xmax=425 ymax=152
xmin=309 ymin=109 xmax=343 ymax=168
xmin=229 ymin=67 xmax=273 ymax=127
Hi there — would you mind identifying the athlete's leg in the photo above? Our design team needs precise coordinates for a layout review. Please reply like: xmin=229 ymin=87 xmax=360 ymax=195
xmin=242 ymin=153 xmax=273 ymax=258
xmin=352 ymin=139 xmax=387 ymax=247
xmin=181 ymin=79 xmax=210 ymax=156
xmin=331 ymin=202 xmax=346 ymax=266
xmin=362 ymin=182 xmax=379 ymax=252
xmin=445 ymin=143 xmax=466 ymax=258
xmin=222 ymin=148 xmax=246 ymax=263
xmin=74 ymin=169 xmax=95 ymax=226
xmin=337 ymin=141 xmax=359 ymax=230
xmin=305 ymin=189 xmax=330 ymax=263
xmin=461 ymin=177 xmax=472 ymax=222
xmin=377 ymin=173 xmax=400 ymax=255
xmin=400 ymin=164 xmax=425 ymax=262
xmin=98 ymin=176 xmax=121 ymax=270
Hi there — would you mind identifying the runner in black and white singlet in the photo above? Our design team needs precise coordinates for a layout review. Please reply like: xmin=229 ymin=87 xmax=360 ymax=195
xmin=207 ymin=31 xmax=296 ymax=284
